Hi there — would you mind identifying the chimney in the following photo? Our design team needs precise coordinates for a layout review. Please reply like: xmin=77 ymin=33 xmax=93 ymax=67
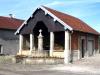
xmin=9 ymin=14 xmax=13 ymax=18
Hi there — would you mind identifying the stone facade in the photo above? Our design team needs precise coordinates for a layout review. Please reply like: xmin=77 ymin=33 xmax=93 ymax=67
xmin=0 ymin=29 xmax=19 ymax=55
xmin=71 ymin=31 xmax=99 ymax=60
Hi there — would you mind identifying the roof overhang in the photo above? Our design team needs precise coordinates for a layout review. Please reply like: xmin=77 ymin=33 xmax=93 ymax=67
xmin=15 ymin=6 xmax=73 ymax=35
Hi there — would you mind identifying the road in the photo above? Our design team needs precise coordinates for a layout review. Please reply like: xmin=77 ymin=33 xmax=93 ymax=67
xmin=0 ymin=68 xmax=96 ymax=75
xmin=0 ymin=64 xmax=99 ymax=75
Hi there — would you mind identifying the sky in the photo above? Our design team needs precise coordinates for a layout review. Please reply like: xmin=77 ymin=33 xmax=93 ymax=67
xmin=0 ymin=0 xmax=100 ymax=32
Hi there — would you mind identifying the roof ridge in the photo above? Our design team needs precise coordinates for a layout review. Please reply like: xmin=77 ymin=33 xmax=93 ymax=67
xmin=0 ymin=16 xmax=24 ymax=21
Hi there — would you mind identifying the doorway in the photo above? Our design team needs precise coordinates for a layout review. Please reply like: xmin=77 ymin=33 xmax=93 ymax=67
xmin=81 ymin=39 xmax=85 ymax=58
xmin=88 ymin=40 xmax=94 ymax=56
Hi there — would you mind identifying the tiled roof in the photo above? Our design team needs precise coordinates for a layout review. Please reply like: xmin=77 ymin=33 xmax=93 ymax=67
xmin=43 ymin=6 xmax=99 ymax=35
xmin=0 ymin=16 xmax=24 ymax=30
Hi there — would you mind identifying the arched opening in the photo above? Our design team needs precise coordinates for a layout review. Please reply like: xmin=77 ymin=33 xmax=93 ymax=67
xmin=33 ymin=21 xmax=50 ymax=50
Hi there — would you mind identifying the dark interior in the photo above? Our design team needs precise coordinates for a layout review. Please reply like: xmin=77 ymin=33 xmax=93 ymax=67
xmin=33 ymin=21 xmax=50 ymax=50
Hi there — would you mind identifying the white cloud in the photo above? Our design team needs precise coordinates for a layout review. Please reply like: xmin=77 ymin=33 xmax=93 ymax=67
xmin=45 ymin=1 xmax=64 ymax=6
xmin=45 ymin=0 xmax=100 ymax=7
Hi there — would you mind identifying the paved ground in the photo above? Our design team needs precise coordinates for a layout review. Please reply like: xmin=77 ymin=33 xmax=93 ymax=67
xmin=0 ymin=54 xmax=100 ymax=75
xmin=0 ymin=64 xmax=97 ymax=75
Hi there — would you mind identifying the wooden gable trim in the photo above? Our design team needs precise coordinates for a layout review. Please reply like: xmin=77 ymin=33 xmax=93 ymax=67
xmin=40 ymin=6 xmax=73 ymax=31
xmin=15 ymin=6 xmax=73 ymax=35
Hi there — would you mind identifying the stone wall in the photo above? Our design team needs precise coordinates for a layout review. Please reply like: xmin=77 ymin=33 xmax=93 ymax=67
xmin=0 ymin=56 xmax=13 ymax=64
xmin=71 ymin=50 xmax=79 ymax=62
xmin=0 ymin=29 xmax=19 ymax=55
xmin=21 ymin=57 xmax=64 ymax=64
xmin=52 ymin=51 xmax=64 ymax=58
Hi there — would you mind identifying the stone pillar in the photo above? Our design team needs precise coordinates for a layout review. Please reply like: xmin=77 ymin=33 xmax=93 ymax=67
xmin=30 ymin=34 xmax=34 ymax=55
xmin=19 ymin=34 xmax=23 ymax=54
xmin=50 ymin=32 xmax=54 ymax=56
xmin=64 ymin=30 xmax=70 ymax=64
xmin=38 ymin=29 xmax=43 ymax=51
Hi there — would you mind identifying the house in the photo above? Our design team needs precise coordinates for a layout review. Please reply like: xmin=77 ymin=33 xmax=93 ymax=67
xmin=0 ymin=16 xmax=23 ymax=55
xmin=15 ymin=6 xmax=99 ymax=63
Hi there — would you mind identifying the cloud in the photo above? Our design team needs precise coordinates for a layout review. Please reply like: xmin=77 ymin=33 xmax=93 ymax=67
xmin=45 ymin=1 xmax=65 ymax=6
xmin=45 ymin=0 xmax=100 ymax=7
xmin=45 ymin=0 xmax=100 ymax=19
xmin=67 ymin=2 xmax=100 ymax=18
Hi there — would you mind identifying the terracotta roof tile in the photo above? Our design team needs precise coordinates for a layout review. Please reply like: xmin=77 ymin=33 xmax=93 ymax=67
xmin=43 ymin=6 xmax=99 ymax=35
xmin=0 ymin=16 xmax=24 ymax=30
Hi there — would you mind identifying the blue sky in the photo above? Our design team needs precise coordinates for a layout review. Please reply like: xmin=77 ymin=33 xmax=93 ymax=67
xmin=0 ymin=0 xmax=100 ymax=32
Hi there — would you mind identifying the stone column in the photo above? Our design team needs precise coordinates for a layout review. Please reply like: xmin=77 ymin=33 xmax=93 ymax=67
xmin=38 ymin=29 xmax=43 ymax=51
xmin=30 ymin=34 xmax=34 ymax=55
xmin=64 ymin=30 xmax=70 ymax=64
xmin=19 ymin=34 xmax=23 ymax=54
xmin=50 ymin=32 xmax=54 ymax=56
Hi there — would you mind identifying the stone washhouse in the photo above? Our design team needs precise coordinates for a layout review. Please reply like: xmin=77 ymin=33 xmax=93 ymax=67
xmin=15 ymin=6 xmax=99 ymax=64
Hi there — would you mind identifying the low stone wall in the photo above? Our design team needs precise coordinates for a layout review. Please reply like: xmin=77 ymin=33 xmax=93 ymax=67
xmin=22 ymin=57 xmax=64 ymax=64
xmin=13 ymin=55 xmax=64 ymax=64
xmin=94 ymin=49 xmax=100 ymax=54
xmin=52 ymin=51 xmax=64 ymax=58
xmin=17 ymin=50 xmax=30 ymax=56
xmin=31 ymin=50 xmax=49 ymax=57
xmin=17 ymin=50 xmax=49 ymax=57
xmin=71 ymin=50 xmax=79 ymax=62
xmin=0 ymin=55 xmax=14 ymax=64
